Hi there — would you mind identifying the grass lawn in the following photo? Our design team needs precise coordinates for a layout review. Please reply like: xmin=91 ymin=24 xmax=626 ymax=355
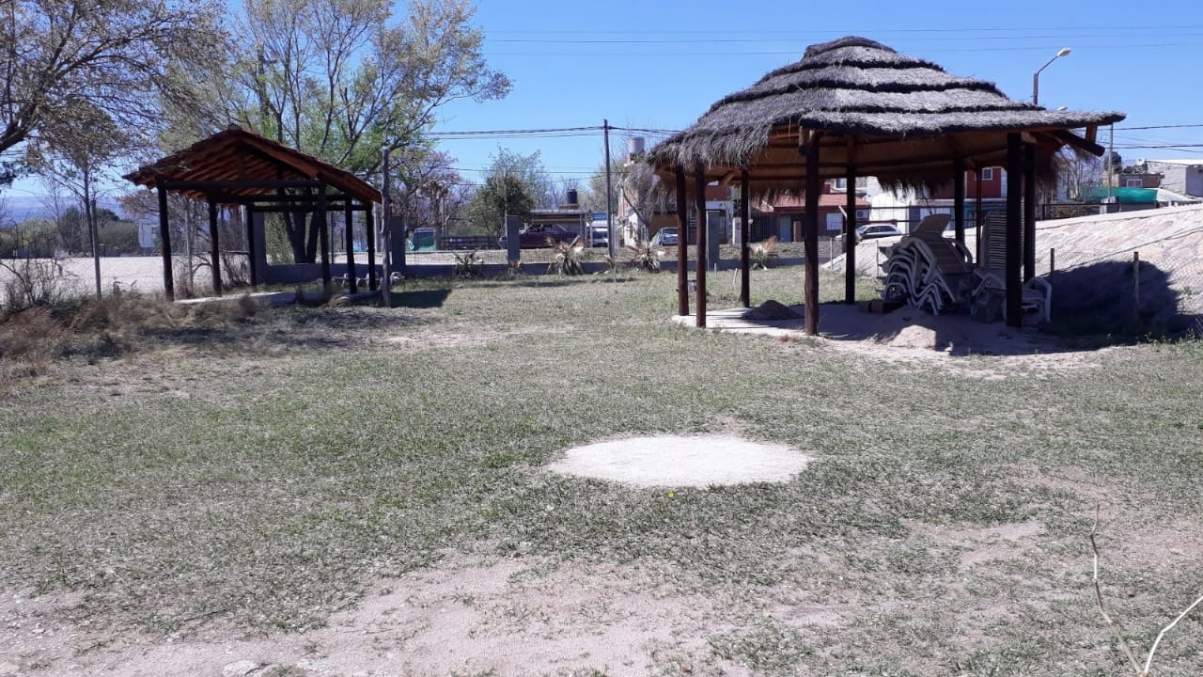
xmin=2 ymin=265 xmax=1202 ymax=676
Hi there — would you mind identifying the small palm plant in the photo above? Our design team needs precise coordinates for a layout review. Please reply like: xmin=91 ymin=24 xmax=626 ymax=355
xmin=627 ymin=243 xmax=661 ymax=272
xmin=750 ymin=235 xmax=779 ymax=270
xmin=547 ymin=236 xmax=586 ymax=276
xmin=453 ymin=250 xmax=484 ymax=278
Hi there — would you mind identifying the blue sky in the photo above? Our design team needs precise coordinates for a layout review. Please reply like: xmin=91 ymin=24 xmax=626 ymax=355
xmin=6 ymin=0 xmax=1203 ymax=204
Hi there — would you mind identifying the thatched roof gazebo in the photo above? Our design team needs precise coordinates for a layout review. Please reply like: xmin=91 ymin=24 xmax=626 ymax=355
xmin=650 ymin=36 xmax=1124 ymax=331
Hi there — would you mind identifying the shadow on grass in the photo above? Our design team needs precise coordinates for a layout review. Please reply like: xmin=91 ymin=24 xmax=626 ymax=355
xmin=388 ymin=288 xmax=452 ymax=309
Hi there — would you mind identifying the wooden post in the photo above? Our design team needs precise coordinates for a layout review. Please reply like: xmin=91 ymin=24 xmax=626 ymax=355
xmin=1023 ymin=143 xmax=1037 ymax=282
xmin=694 ymin=162 xmax=707 ymax=328
xmin=675 ymin=166 xmax=689 ymax=316
xmin=381 ymin=149 xmax=392 ymax=306
xmin=207 ymin=197 xmax=223 ymax=297
xmin=245 ymin=205 xmax=259 ymax=287
xmin=803 ymin=132 xmax=822 ymax=335
xmin=974 ymin=164 xmax=984 ymax=263
xmin=365 ymin=202 xmax=377 ymax=291
xmin=844 ymin=161 xmax=857 ymax=304
xmin=1049 ymin=247 xmax=1056 ymax=275
xmin=157 ymin=184 xmax=174 ymax=301
xmin=344 ymin=202 xmax=357 ymax=293
xmin=1133 ymin=251 xmax=1141 ymax=311
xmin=318 ymin=190 xmax=331 ymax=296
xmin=953 ymin=156 xmax=966 ymax=246
xmin=1005 ymin=133 xmax=1023 ymax=328
xmin=739 ymin=169 xmax=751 ymax=308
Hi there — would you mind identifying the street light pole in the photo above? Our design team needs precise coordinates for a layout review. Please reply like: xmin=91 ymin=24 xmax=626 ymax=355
xmin=1032 ymin=47 xmax=1071 ymax=106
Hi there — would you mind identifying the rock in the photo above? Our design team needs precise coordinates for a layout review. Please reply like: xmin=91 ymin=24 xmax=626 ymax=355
xmin=221 ymin=660 xmax=260 ymax=677
xmin=744 ymin=300 xmax=802 ymax=321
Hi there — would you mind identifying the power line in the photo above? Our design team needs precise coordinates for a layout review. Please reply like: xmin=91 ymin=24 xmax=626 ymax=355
xmin=1115 ymin=124 xmax=1203 ymax=131
xmin=488 ymin=25 xmax=1203 ymax=35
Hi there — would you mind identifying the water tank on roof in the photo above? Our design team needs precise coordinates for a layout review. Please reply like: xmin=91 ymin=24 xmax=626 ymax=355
xmin=628 ymin=136 xmax=646 ymax=160
xmin=566 ymin=189 xmax=579 ymax=206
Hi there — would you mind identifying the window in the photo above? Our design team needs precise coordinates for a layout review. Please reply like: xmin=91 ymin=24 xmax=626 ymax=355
xmin=833 ymin=177 xmax=847 ymax=191
xmin=1125 ymin=177 xmax=1144 ymax=188
xmin=981 ymin=167 xmax=995 ymax=181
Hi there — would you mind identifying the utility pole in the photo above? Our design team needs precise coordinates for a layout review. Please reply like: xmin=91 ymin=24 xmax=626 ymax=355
xmin=381 ymin=147 xmax=392 ymax=307
xmin=603 ymin=119 xmax=616 ymax=259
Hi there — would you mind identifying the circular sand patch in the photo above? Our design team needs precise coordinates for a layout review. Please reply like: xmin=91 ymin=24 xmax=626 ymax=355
xmin=547 ymin=434 xmax=811 ymax=487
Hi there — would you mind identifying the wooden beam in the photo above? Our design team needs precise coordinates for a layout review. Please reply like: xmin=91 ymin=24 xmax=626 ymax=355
xmin=344 ymin=202 xmax=357 ymax=294
xmin=318 ymin=190 xmax=332 ymax=296
xmin=208 ymin=198 xmax=223 ymax=297
xmin=1006 ymin=133 xmax=1023 ymax=328
xmin=844 ymin=160 xmax=857 ymax=305
xmin=740 ymin=169 xmax=751 ymax=308
xmin=974 ymin=165 xmax=984 ymax=263
xmin=365 ymin=202 xmax=377 ymax=291
xmin=157 ymin=184 xmax=174 ymax=302
xmin=245 ymin=205 xmax=259 ymax=288
xmin=676 ymin=166 xmax=689 ymax=317
xmin=1023 ymin=143 xmax=1037 ymax=283
xmin=694 ymin=163 xmax=707 ymax=328
xmin=1052 ymin=129 xmax=1106 ymax=157
xmin=160 ymin=178 xmax=323 ymax=192
xmin=953 ymin=155 xmax=966 ymax=246
xmin=1085 ymin=125 xmax=1098 ymax=144
xmin=803 ymin=132 xmax=822 ymax=335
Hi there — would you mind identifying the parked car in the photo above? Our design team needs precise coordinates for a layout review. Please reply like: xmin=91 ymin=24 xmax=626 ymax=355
xmin=650 ymin=227 xmax=679 ymax=248
xmin=855 ymin=223 xmax=902 ymax=240
xmin=502 ymin=223 xmax=580 ymax=249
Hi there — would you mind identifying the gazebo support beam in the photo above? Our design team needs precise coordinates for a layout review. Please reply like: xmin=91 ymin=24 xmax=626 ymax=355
xmin=157 ymin=184 xmax=174 ymax=302
xmin=975 ymin=165 xmax=984 ymax=263
xmin=694 ymin=163 xmax=707 ymax=328
xmin=953 ymin=156 xmax=966 ymax=246
xmin=803 ymin=132 xmax=822 ymax=335
xmin=318 ymin=190 xmax=332 ymax=296
xmin=676 ymin=166 xmax=689 ymax=316
xmin=1023 ymin=143 xmax=1037 ymax=282
xmin=344 ymin=202 xmax=357 ymax=294
xmin=1005 ymin=133 xmax=1023 ymax=328
xmin=365 ymin=203 xmax=377 ymax=291
xmin=845 ymin=160 xmax=857 ymax=304
xmin=207 ymin=197 xmax=223 ymax=297
xmin=739 ymin=169 xmax=751 ymax=308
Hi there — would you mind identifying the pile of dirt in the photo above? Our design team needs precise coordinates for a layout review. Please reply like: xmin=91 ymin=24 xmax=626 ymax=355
xmin=744 ymin=300 xmax=802 ymax=322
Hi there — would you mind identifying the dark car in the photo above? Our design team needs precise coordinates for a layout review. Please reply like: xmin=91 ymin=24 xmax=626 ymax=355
xmin=650 ymin=227 xmax=679 ymax=248
xmin=515 ymin=223 xmax=579 ymax=248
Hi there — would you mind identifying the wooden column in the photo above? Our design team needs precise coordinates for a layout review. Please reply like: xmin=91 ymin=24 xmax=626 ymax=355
xmin=1005 ymin=133 xmax=1023 ymax=328
xmin=803 ymin=132 xmax=822 ymax=335
xmin=157 ymin=184 xmax=174 ymax=301
xmin=344 ymin=202 xmax=357 ymax=293
xmin=739 ymin=169 xmax=751 ymax=308
xmin=694 ymin=163 xmax=707 ymax=328
xmin=207 ymin=197 xmax=223 ymax=297
xmin=318 ymin=190 xmax=332 ymax=295
xmin=1023 ymin=144 xmax=1037 ymax=282
xmin=974 ymin=165 xmax=984 ymax=263
xmin=953 ymin=156 xmax=966 ymax=246
xmin=844 ymin=162 xmax=857 ymax=304
xmin=245 ymin=205 xmax=259 ymax=287
xmin=675 ymin=166 xmax=689 ymax=316
xmin=365 ymin=202 xmax=377 ymax=291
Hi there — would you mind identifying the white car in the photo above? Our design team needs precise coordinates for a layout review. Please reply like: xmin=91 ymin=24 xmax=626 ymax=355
xmin=855 ymin=223 xmax=903 ymax=240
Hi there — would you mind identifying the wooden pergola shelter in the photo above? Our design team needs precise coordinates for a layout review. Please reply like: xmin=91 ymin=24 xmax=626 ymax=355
xmin=651 ymin=37 xmax=1124 ymax=331
xmin=125 ymin=126 xmax=383 ymax=301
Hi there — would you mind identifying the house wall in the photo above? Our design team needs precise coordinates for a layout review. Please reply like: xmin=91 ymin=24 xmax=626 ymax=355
xmin=931 ymin=167 xmax=1004 ymax=199
xmin=1147 ymin=162 xmax=1203 ymax=197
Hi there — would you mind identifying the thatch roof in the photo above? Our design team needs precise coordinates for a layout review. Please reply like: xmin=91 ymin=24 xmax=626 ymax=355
xmin=650 ymin=37 xmax=1124 ymax=191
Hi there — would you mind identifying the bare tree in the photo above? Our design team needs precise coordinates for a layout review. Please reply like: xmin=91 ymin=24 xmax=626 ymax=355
xmin=27 ymin=103 xmax=128 ymax=297
xmin=0 ymin=0 xmax=224 ymax=157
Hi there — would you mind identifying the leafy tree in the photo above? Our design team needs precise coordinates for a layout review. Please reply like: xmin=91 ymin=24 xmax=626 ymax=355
xmin=463 ymin=149 xmax=553 ymax=236
xmin=0 ymin=0 xmax=224 ymax=164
